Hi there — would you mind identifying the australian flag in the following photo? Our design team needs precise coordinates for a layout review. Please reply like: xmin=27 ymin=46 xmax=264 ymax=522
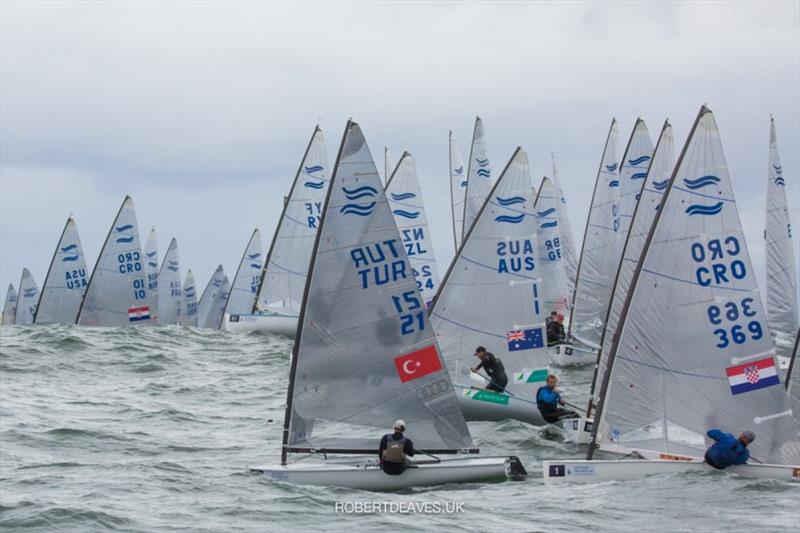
xmin=506 ymin=328 xmax=545 ymax=351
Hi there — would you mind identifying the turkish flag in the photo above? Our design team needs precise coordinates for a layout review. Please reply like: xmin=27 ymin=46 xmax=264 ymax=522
xmin=393 ymin=345 xmax=443 ymax=383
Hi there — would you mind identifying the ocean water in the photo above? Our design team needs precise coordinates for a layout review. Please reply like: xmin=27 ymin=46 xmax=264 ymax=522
xmin=1 ymin=324 xmax=798 ymax=532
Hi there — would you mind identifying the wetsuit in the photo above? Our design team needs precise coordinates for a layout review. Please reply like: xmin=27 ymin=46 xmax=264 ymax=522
xmin=379 ymin=432 xmax=415 ymax=475
xmin=536 ymin=385 xmax=578 ymax=423
xmin=704 ymin=429 xmax=749 ymax=469
xmin=547 ymin=320 xmax=566 ymax=346
xmin=475 ymin=352 xmax=508 ymax=392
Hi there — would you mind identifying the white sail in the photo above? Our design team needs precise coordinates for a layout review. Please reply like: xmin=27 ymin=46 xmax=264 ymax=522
xmin=35 ymin=217 xmax=89 ymax=324
xmin=283 ymin=120 xmax=474 ymax=460
xmin=1 ymin=284 xmax=17 ymax=325
xmin=591 ymin=107 xmax=799 ymax=466
xmin=196 ymin=265 xmax=225 ymax=329
xmin=462 ymin=116 xmax=493 ymax=239
xmin=431 ymin=148 xmax=549 ymax=401
xmin=144 ymin=228 xmax=159 ymax=320
xmin=450 ymin=131 xmax=468 ymax=252
xmin=15 ymin=268 xmax=39 ymax=325
xmin=222 ymin=229 xmax=262 ymax=317
xmin=157 ymin=238 xmax=182 ymax=325
xmin=550 ymin=156 xmax=579 ymax=297
xmin=534 ymin=177 xmax=571 ymax=317
xmin=77 ymin=196 xmax=154 ymax=327
xmin=568 ymin=120 xmax=620 ymax=348
xmin=386 ymin=152 xmax=441 ymax=306
xmin=615 ymin=119 xmax=654 ymax=257
xmin=592 ymin=121 xmax=674 ymax=410
xmin=255 ymin=126 xmax=329 ymax=314
xmin=765 ymin=116 xmax=798 ymax=346
xmin=181 ymin=269 xmax=198 ymax=327
xmin=384 ymin=146 xmax=395 ymax=186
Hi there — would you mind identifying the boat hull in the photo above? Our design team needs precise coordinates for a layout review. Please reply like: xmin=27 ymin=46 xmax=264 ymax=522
xmin=542 ymin=459 xmax=800 ymax=483
xmin=455 ymin=385 xmax=546 ymax=425
xmin=251 ymin=456 xmax=525 ymax=490
xmin=548 ymin=343 xmax=597 ymax=367
xmin=221 ymin=311 xmax=298 ymax=337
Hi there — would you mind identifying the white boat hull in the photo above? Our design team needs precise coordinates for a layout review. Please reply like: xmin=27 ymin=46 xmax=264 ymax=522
xmin=251 ymin=456 xmax=526 ymax=490
xmin=221 ymin=311 xmax=298 ymax=337
xmin=543 ymin=459 xmax=800 ymax=483
xmin=548 ymin=343 xmax=597 ymax=367
xmin=456 ymin=385 xmax=546 ymax=426
xmin=560 ymin=416 xmax=594 ymax=444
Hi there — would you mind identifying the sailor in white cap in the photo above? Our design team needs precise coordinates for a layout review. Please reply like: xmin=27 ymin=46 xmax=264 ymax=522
xmin=378 ymin=420 xmax=416 ymax=475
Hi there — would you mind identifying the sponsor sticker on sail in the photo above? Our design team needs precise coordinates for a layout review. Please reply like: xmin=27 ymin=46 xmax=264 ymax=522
xmin=128 ymin=306 xmax=151 ymax=322
xmin=393 ymin=345 xmax=442 ymax=383
xmin=725 ymin=357 xmax=780 ymax=395
xmin=513 ymin=368 xmax=548 ymax=384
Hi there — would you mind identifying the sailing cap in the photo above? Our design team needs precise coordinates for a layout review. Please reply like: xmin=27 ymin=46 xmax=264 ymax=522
xmin=741 ymin=430 xmax=755 ymax=443
xmin=393 ymin=420 xmax=406 ymax=431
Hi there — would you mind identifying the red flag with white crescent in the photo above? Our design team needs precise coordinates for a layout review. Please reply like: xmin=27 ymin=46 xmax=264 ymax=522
xmin=393 ymin=345 xmax=442 ymax=383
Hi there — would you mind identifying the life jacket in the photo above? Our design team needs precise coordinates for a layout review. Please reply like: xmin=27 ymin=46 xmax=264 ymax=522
xmin=382 ymin=435 xmax=407 ymax=463
xmin=536 ymin=386 xmax=556 ymax=413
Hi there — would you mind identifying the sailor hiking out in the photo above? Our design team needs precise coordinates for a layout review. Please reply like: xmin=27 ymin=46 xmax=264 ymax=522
xmin=379 ymin=420 xmax=415 ymax=475
xmin=704 ymin=429 xmax=754 ymax=469
xmin=536 ymin=375 xmax=578 ymax=423
xmin=470 ymin=346 xmax=508 ymax=392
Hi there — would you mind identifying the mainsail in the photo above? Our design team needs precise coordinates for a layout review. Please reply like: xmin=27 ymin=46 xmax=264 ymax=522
xmin=568 ymin=120 xmax=619 ymax=348
xmin=144 ymin=228 xmax=159 ymax=318
xmin=282 ymin=120 xmax=473 ymax=461
xmin=449 ymin=131 xmax=468 ymax=252
xmin=551 ymin=156 xmax=579 ymax=297
xmin=182 ymin=269 xmax=198 ymax=327
xmin=534 ymin=177 xmax=571 ymax=317
xmin=386 ymin=152 xmax=441 ymax=306
xmin=254 ymin=126 xmax=329 ymax=314
xmin=35 ymin=217 xmax=89 ymax=324
xmin=157 ymin=238 xmax=182 ymax=325
xmin=1 ymin=284 xmax=17 ymax=325
xmin=591 ymin=107 xmax=799 ymax=466
xmin=765 ymin=116 xmax=798 ymax=347
xmin=462 ymin=116 xmax=493 ymax=239
xmin=591 ymin=121 xmax=674 ymax=410
xmin=222 ymin=229 xmax=262 ymax=316
xmin=197 ymin=265 xmax=225 ymax=329
xmin=77 ymin=196 xmax=154 ymax=327
xmin=15 ymin=268 xmax=38 ymax=325
xmin=430 ymin=148 xmax=549 ymax=401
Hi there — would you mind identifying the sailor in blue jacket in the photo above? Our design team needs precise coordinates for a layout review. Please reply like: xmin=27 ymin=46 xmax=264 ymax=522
xmin=704 ymin=429 xmax=754 ymax=469
xmin=536 ymin=375 xmax=578 ymax=423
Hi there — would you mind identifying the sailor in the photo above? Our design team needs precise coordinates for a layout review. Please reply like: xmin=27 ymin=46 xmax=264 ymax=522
xmin=704 ymin=429 xmax=754 ymax=469
xmin=379 ymin=420 xmax=415 ymax=475
xmin=470 ymin=346 xmax=508 ymax=393
xmin=545 ymin=311 xmax=558 ymax=329
xmin=536 ymin=375 xmax=578 ymax=423
xmin=547 ymin=314 xmax=566 ymax=346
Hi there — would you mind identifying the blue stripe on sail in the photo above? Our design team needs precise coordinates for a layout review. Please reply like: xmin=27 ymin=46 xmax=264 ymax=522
xmin=342 ymin=185 xmax=378 ymax=200
xmin=539 ymin=221 xmax=558 ymax=229
xmin=116 ymin=236 xmax=134 ymax=243
xmin=628 ymin=155 xmax=651 ymax=165
xmin=606 ymin=163 xmax=618 ymax=172
xmin=392 ymin=209 xmax=420 ymax=219
xmin=304 ymin=181 xmax=325 ymax=189
xmin=62 ymin=255 xmax=79 ymax=262
xmin=495 ymin=196 xmax=526 ymax=206
xmin=247 ymin=253 xmax=261 ymax=260
xmin=390 ymin=192 xmax=417 ymax=201
xmin=476 ymin=169 xmax=491 ymax=178
xmin=148 ymin=261 xmax=158 ymax=268
xmin=495 ymin=214 xmax=525 ymax=224
xmin=683 ymin=175 xmax=720 ymax=190
xmin=774 ymin=177 xmax=785 ymax=186
xmin=652 ymin=179 xmax=669 ymax=191
xmin=609 ymin=180 xmax=619 ymax=187
xmin=115 ymin=224 xmax=134 ymax=232
xmin=61 ymin=244 xmax=78 ymax=252
xmin=460 ymin=180 xmax=467 ymax=187
xmin=476 ymin=158 xmax=489 ymax=167
xmin=685 ymin=202 xmax=724 ymax=216
xmin=250 ymin=263 xmax=262 ymax=269
xmin=453 ymin=166 xmax=464 ymax=175
xmin=146 ymin=251 xmax=157 ymax=258
xmin=631 ymin=172 xmax=648 ymax=180
xmin=167 ymin=266 xmax=179 ymax=272
xmin=340 ymin=202 xmax=376 ymax=216
xmin=537 ymin=208 xmax=556 ymax=217
xmin=304 ymin=165 xmax=324 ymax=174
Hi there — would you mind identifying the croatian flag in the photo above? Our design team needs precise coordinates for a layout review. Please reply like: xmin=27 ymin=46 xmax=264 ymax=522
xmin=128 ymin=306 xmax=151 ymax=322
xmin=506 ymin=328 xmax=545 ymax=351
xmin=725 ymin=357 xmax=780 ymax=395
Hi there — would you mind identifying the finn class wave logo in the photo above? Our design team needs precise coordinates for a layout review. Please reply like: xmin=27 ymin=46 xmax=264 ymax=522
xmin=537 ymin=208 xmax=556 ymax=217
xmin=683 ymin=175 xmax=720 ymax=190
xmin=775 ymin=177 xmax=785 ymax=186
xmin=250 ymin=263 xmax=263 ymax=270
xmin=476 ymin=158 xmax=489 ymax=168
xmin=148 ymin=261 xmax=158 ymax=268
xmin=167 ymin=260 xmax=179 ymax=273
xmin=454 ymin=166 xmax=464 ymax=175
xmin=652 ymin=179 xmax=669 ymax=191
xmin=496 ymin=196 xmax=526 ymax=207
xmin=61 ymin=244 xmax=79 ymax=262
xmin=304 ymin=165 xmax=324 ymax=174
xmin=248 ymin=253 xmax=261 ymax=260
xmin=540 ymin=220 xmax=558 ymax=229
xmin=304 ymin=181 xmax=325 ymax=189
xmin=495 ymin=213 xmax=525 ymax=224
xmin=773 ymin=164 xmax=782 ymax=173
xmin=609 ymin=180 xmax=619 ymax=187
xmin=628 ymin=155 xmax=651 ymax=165
xmin=390 ymin=192 xmax=417 ymax=201
xmin=340 ymin=185 xmax=378 ymax=216
xmin=114 ymin=224 xmax=134 ymax=243
xmin=61 ymin=244 xmax=78 ymax=252
xmin=606 ymin=163 xmax=618 ymax=172
xmin=393 ymin=209 xmax=420 ymax=219
xmin=23 ymin=288 xmax=37 ymax=298
xmin=685 ymin=201 xmax=724 ymax=216
xmin=631 ymin=172 xmax=648 ymax=181
xmin=476 ymin=169 xmax=491 ymax=178
xmin=460 ymin=180 xmax=467 ymax=187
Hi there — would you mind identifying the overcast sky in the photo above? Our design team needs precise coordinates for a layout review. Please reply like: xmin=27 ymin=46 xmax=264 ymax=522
xmin=1 ymin=1 xmax=798 ymax=304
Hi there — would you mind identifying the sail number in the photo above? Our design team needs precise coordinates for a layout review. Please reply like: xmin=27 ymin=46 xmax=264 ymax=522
xmin=132 ymin=279 xmax=146 ymax=300
xmin=497 ymin=239 xmax=536 ymax=274
xmin=304 ymin=202 xmax=322 ymax=229
xmin=544 ymin=237 xmax=562 ymax=261
xmin=706 ymin=297 xmax=763 ymax=348
xmin=691 ymin=236 xmax=746 ymax=287
xmin=117 ymin=251 xmax=142 ymax=273
xmin=392 ymin=290 xmax=425 ymax=335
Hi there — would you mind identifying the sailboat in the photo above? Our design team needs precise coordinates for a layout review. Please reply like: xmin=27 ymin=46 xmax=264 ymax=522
xmin=385 ymin=151 xmax=440 ymax=306
xmin=14 ymin=268 xmax=38 ymax=325
xmin=144 ymin=228 xmax=159 ymax=322
xmin=449 ymin=131 xmax=468 ymax=252
xmin=77 ymin=196 xmax=155 ymax=327
xmin=550 ymin=155 xmax=579 ymax=297
xmin=181 ymin=270 xmax=198 ymax=327
xmin=1 ymin=284 xmax=17 ymax=325
xmin=429 ymin=148 xmax=550 ymax=425
xmin=219 ymin=229 xmax=262 ymax=328
xmin=197 ymin=265 xmax=225 ymax=329
xmin=224 ymin=127 xmax=328 ymax=336
xmin=765 ymin=116 xmax=798 ymax=357
xmin=251 ymin=120 xmax=526 ymax=490
xmin=544 ymin=106 xmax=800 ymax=483
xmin=461 ymin=116 xmax=493 ymax=242
xmin=35 ymin=217 xmax=89 ymax=324
xmin=567 ymin=120 xmax=620 ymax=350
xmin=156 ymin=238 xmax=182 ymax=325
